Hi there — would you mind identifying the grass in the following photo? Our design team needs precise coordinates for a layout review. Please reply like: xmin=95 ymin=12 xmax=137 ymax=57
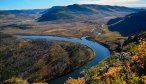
xmin=1 ymin=22 xmax=94 ymax=38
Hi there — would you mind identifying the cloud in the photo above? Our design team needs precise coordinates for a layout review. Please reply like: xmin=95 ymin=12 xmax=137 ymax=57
xmin=79 ymin=0 xmax=145 ymax=7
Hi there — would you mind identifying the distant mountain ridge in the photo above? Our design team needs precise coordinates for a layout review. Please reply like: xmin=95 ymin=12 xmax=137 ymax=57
xmin=38 ymin=4 xmax=143 ymax=22
xmin=132 ymin=7 xmax=146 ymax=9
xmin=0 ymin=9 xmax=46 ymax=19
xmin=0 ymin=9 xmax=46 ymax=14
xmin=107 ymin=11 xmax=146 ymax=36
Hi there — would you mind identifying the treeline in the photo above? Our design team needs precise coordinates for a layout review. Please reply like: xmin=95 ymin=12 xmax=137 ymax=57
xmin=0 ymin=33 xmax=94 ymax=83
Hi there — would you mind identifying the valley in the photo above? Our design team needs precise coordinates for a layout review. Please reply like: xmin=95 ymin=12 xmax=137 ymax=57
xmin=0 ymin=4 xmax=143 ymax=38
xmin=0 ymin=3 xmax=146 ymax=84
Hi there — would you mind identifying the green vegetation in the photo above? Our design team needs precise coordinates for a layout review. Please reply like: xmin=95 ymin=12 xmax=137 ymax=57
xmin=66 ymin=32 xmax=146 ymax=84
xmin=89 ymin=27 xmax=125 ymax=52
xmin=0 ymin=33 xmax=94 ymax=83
xmin=3 ymin=77 xmax=48 ymax=84
xmin=3 ymin=78 xmax=28 ymax=84
xmin=0 ymin=32 xmax=14 ymax=39
xmin=0 ymin=4 xmax=145 ymax=84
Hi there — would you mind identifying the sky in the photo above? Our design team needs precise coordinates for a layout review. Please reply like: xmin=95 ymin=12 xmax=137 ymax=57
xmin=0 ymin=0 xmax=146 ymax=10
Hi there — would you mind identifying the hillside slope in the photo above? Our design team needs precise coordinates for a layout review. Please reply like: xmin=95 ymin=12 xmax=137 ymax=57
xmin=38 ymin=4 xmax=142 ymax=22
xmin=0 ymin=33 xmax=94 ymax=83
xmin=107 ymin=11 xmax=146 ymax=36
xmin=65 ymin=32 xmax=146 ymax=84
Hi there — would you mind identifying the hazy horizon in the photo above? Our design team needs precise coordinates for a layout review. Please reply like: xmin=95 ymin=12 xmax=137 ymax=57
xmin=0 ymin=4 xmax=145 ymax=11
xmin=0 ymin=0 xmax=146 ymax=10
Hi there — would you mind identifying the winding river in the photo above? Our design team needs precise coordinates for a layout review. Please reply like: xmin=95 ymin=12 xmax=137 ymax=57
xmin=16 ymin=35 xmax=110 ymax=84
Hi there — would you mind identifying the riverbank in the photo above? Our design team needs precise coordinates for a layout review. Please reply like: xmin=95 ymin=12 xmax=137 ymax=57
xmin=65 ymin=32 xmax=146 ymax=84
xmin=15 ymin=35 xmax=110 ymax=84
xmin=47 ymin=45 xmax=96 ymax=83
xmin=86 ymin=36 xmax=126 ymax=52
xmin=0 ymin=33 xmax=96 ymax=83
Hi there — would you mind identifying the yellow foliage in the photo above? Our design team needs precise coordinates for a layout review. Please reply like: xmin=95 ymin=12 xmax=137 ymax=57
xmin=91 ymin=75 xmax=101 ymax=80
xmin=32 ymin=82 xmax=48 ymax=84
xmin=65 ymin=77 xmax=85 ymax=84
xmin=132 ymin=39 xmax=146 ymax=65
xmin=3 ymin=78 xmax=28 ymax=84
xmin=104 ymin=67 xmax=121 ymax=76
xmin=142 ymin=76 xmax=146 ymax=84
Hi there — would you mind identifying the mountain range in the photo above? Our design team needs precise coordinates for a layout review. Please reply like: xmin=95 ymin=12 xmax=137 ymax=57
xmin=0 ymin=9 xmax=45 ymax=19
xmin=38 ymin=4 xmax=144 ymax=22
xmin=0 ymin=9 xmax=45 ymax=15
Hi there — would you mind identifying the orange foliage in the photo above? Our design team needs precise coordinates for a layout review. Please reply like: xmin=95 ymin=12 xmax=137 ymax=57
xmin=142 ymin=76 xmax=146 ymax=84
xmin=104 ymin=67 xmax=121 ymax=76
xmin=132 ymin=39 xmax=146 ymax=65
xmin=91 ymin=75 xmax=101 ymax=80
xmin=126 ymin=62 xmax=131 ymax=72
xmin=65 ymin=77 xmax=85 ymax=84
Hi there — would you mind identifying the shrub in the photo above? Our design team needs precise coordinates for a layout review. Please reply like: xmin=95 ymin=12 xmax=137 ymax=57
xmin=65 ymin=77 xmax=85 ymax=84
xmin=3 ymin=78 xmax=28 ymax=84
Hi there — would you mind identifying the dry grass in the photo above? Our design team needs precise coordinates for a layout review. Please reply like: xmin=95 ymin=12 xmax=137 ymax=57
xmin=0 ymin=13 xmax=122 ymax=38
xmin=101 ymin=25 xmax=121 ymax=37
xmin=1 ymin=19 xmax=94 ymax=38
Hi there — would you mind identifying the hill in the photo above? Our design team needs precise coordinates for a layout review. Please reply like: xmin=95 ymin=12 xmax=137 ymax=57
xmin=0 ymin=9 xmax=45 ymax=21
xmin=0 ymin=9 xmax=45 ymax=15
xmin=0 ymin=33 xmax=94 ymax=83
xmin=38 ymin=4 xmax=143 ymax=22
xmin=107 ymin=11 xmax=146 ymax=36
xmin=0 ymin=11 xmax=13 ymax=19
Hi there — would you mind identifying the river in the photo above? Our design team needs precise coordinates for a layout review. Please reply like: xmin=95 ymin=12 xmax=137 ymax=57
xmin=16 ymin=35 xmax=110 ymax=84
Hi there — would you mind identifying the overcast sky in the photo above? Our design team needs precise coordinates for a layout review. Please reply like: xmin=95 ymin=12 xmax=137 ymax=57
xmin=0 ymin=0 xmax=146 ymax=10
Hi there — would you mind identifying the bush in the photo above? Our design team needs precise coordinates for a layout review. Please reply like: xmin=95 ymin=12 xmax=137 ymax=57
xmin=65 ymin=77 xmax=85 ymax=84
xmin=3 ymin=78 xmax=28 ymax=84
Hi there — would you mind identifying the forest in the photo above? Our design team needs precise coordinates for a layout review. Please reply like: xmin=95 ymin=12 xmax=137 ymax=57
xmin=0 ymin=33 xmax=94 ymax=83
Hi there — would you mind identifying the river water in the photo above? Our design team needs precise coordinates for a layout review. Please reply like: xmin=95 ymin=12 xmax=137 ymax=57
xmin=16 ymin=35 xmax=110 ymax=84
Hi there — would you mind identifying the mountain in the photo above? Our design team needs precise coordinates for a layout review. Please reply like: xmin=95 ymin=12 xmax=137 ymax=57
xmin=132 ymin=7 xmax=146 ymax=9
xmin=107 ymin=11 xmax=146 ymax=36
xmin=38 ymin=4 xmax=143 ymax=22
xmin=0 ymin=11 xmax=13 ymax=19
xmin=123 ymin=32 xmax=146 ymax=45
xmin=0 ymin=9 xmax=46 ymax=15
xmin=42 ymin=6 xmax=64 ymax=14
xmin=0 ymin=9 xmax=46 ymax=21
